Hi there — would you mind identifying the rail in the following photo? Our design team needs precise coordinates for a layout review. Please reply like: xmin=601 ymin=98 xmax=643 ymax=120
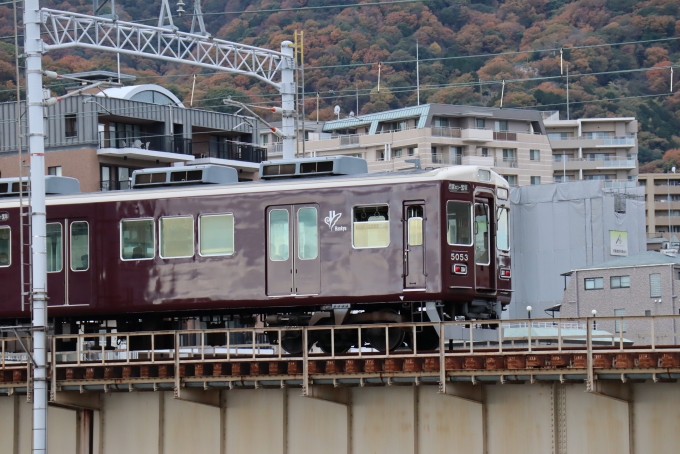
xmin=2 ymin=315 xmax=680 ymax=396
xmin=98 ymin=131 xmax=192 ymax=155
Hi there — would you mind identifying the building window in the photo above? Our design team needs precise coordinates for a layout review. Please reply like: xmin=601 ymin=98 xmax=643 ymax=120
xmin=434 ymin=117 xmax=449 ymax=128
xmin=645 ymin=310 xmax=652 ymax=316
xmin=476 ymin=118 xmax=485 ymax=129
xmin=260 ymin=134 xmax=269 ymax=146
xmin=481 ymin=147 xmax=489 ymax=157
xmin=650 ymin=273 xmax=661 ymax=297
xmin=352 ymin=205 xmax=389 ymax=248
xmin=530 ymin=176 xmax=541 ymax=185
xmin=393 ymin=148 xmax=402 ymax=158
xmin=614 ymin=309 xmax=626 ymax=333
xmin=48 ymin=166 xmax=62 ymax=176
xmin=494 ymin=120 xmax=508 ymax=132
xmin=502 ymin=149 xmax=515 ymax=160
xmin=610 ymin=276 xmax=630 ymax=289
xmin=408 ymin=147 xmax=417 ymax=156
xmin=64 ymin=114 xmax=77 ymax=138
xmin=530 ymin=149 xmax=540 ymax=161
xmin=585 ymin=277 xmax=604 ymax=290
xmin=502 ymin=175 xmax=517 ymax=186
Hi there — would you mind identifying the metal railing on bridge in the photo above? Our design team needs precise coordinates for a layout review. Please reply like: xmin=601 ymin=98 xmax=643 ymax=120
xmin=2 ymin=316 xmax=679 ymax=396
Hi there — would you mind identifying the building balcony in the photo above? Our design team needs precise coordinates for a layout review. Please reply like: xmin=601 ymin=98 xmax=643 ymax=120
xmin=494 ymin=158 xmax=518 ymax=168
xmin=549 ymin=135 xmax=636 ymax=149
xmin=100 ymin=179 xmax=131 ymax=191
xmin=492 ymin=131 xmax=517 ymax=141
xmin=98 ymin=131 xmax=194 ymax=163
xmin=431 ymin=126 xmax=462 ymax=139
xmin=603 ymin=179 xmax=637 ymax=189
xmin=462 ymin=155 xmax=495 ymax=166
xmin=461 ymin=128 xmax=492 ymax=143
xmin=199 ymin=141 xmax=267 ymax=164
xmin=552 ymin=157 xmax=637 ymax=171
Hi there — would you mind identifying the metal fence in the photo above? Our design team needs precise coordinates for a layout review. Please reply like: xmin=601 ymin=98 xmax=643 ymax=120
xmin=99 ymin=131 xmax=192 ymax=155
xmin=205 ymin=141 xmax=267 ymax=163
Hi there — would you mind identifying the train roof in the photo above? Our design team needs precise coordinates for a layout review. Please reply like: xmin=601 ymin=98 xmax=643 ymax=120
xmin=0 ymin=165 xmax=508 ymax=209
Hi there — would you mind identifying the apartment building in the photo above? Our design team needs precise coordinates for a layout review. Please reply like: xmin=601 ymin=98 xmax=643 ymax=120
xmin=542 ymin=111 xmax=638 ymax=189
xmin=637 ymin=173 xmax=680 ymax=241
xmin=260 ymin=104 xmax=554 ymax=186
xmin=0 ymin=71 xmax=266 ymax=192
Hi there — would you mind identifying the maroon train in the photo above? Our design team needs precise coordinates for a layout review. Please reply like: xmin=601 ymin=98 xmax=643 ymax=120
xmin=0 ymin=159 xmax=511 ymax=352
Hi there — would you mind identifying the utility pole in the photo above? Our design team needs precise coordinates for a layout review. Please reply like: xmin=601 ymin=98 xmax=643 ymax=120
xmin=24 ymin=1 xmax=49 ymax=453
xmin=566 ymin=64 xmax=570 ymax=121
xmin=416 ymin=40 xmax=420 ymax=105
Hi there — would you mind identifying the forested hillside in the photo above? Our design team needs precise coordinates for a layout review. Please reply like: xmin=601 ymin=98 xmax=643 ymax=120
xmin=1 ymin=0 xmax=679 ymax=168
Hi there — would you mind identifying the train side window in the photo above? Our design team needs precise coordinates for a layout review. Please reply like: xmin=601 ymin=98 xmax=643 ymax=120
xmin=0 ymin=226 xmax=10 ymax=267
xmin=199 ymin=214 xmax=234 ymax=256
xmin=446 ymin=201 xmax=472 ymax=246
xmin=70 ymin=222 xmax=89 ymax=271
xmin=353 ymin=205 xmax=389 ymax=248
xmin=496 ymin=208 xmax=509 ymax=252
xmin=269 ymin=209 xmax=290 ymax=261
xmin=46 ymin=223 xmax=63 ymax=272
xmin=407 ymin=205 xmax=423 ymax=247
xmin=297 ymin=207 xmax=318 ymax=260
xmin=121 ymin=219 xmax=155 ymax=260
xmin=160 ymin=216 xmax=194 ymax=259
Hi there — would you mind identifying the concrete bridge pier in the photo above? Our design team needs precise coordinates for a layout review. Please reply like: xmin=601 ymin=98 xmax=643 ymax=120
xmin=1 ymin=382 xmax=679 ymax=453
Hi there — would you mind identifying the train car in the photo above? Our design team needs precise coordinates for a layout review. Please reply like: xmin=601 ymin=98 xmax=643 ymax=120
xmin=0 ymin=157 xmax=511 ymax=352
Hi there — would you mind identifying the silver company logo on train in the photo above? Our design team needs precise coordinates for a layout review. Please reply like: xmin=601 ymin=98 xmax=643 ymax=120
xmin=0 ymin=212 xmax=8 ymax=222
xmin=324 ymin=210 xmax=346 ymax=231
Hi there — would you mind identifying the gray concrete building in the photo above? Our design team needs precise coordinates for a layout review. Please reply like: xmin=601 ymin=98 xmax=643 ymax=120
xmin=0 ymin=71 xmax=266 ymax=191
xmin=561 ymin=251 xmax=680 ymax=344
xmin=508 ymin=180 xmax=646 ymax=319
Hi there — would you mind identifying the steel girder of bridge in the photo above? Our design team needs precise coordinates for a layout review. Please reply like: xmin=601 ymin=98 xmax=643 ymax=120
xmin=38 ymin=8 xmax=297 ymax=158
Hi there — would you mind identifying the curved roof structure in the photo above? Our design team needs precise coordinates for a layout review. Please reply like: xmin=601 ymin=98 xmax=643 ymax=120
xmin=97 ymin=84 xmax=185 ymax=108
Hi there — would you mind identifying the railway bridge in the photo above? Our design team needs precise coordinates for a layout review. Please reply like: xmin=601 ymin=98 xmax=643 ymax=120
xmin=1 ymin=315 xmax=680 ymax=453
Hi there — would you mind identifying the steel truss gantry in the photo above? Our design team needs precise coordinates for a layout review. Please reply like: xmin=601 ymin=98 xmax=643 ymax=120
xmin=38 ymin=7 xmax=297 ymax=158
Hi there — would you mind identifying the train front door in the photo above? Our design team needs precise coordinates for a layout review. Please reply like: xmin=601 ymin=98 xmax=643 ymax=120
xmin=403 ymin=201 xmax=426 ymax=289
xmin=46 ymin=219 xmax=92 ymax=307
xmin=266 ymin=204 xmax=320 ymax=296
xmin=473 ymin=192 xmax=496 ymax=292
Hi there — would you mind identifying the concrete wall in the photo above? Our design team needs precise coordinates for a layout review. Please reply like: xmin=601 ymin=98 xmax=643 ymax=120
xmin=1 ymin=382 xmax=679 ymax=453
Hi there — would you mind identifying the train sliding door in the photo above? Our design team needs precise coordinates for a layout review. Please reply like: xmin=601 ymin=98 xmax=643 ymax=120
xmin=46 ymin=219 xmax=92 ymax=307
xmin=473 ymin=191 xmax=496 ymax=292
xmin=403 ymin=201 xmax=426 ymax=290
xmin=266 ymin=204 xmax=320 ymax=296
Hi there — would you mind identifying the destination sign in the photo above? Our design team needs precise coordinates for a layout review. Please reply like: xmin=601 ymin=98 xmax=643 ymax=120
xmin=448 ymin=182 xmax=470 ymax=193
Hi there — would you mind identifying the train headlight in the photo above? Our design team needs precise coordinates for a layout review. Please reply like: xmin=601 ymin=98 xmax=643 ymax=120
xmin=478 ymin=169 xmax=491 ymax=182
xmin=497 ymin=187 xmax=508 ymax=200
